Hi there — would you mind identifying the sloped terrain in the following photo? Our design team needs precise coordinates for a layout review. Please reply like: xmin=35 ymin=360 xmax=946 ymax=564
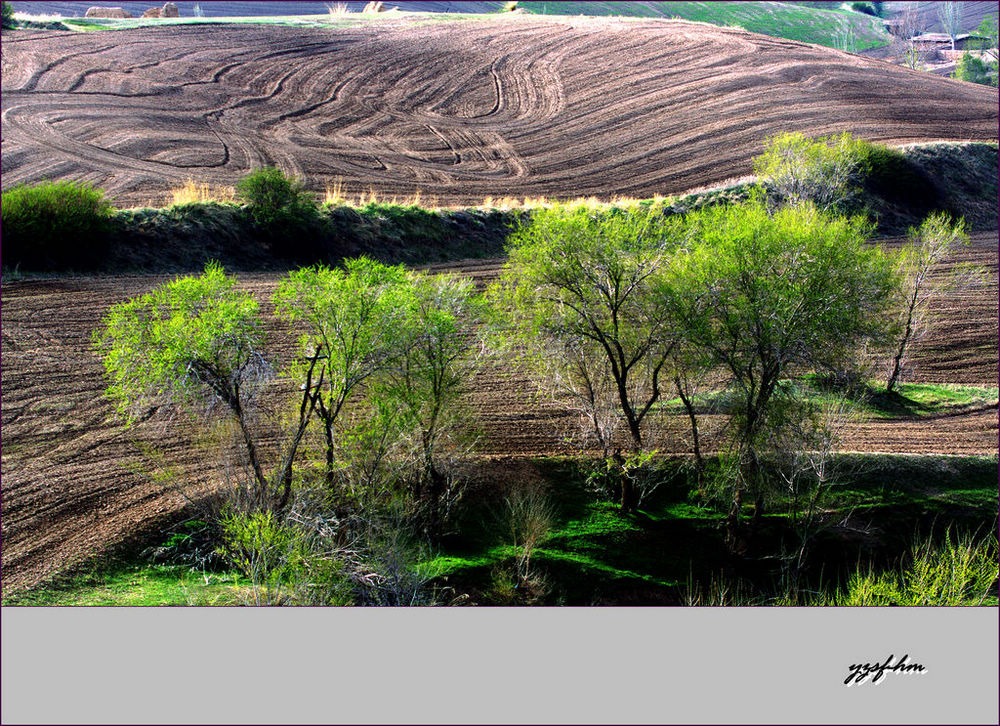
xmin=2 ymin=17 xmax=997 ymax=208
xmin=2 ymin=233 xmax=997 ymax=593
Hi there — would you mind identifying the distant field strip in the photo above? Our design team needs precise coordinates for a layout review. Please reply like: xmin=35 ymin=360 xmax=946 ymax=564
xmin=2 ymin=18 xmax=996 ymax=208
xmin=519 ymin=1 xmax=891 ymax=49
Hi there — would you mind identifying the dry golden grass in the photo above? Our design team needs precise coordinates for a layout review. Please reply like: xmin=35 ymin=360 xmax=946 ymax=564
xmin=169 ymin=179 xmax=236 ymax=206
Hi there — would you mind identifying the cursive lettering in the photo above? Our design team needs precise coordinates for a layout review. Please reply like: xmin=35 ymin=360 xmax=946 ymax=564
xmin=845 ymin=654 xmax=926 ymax=686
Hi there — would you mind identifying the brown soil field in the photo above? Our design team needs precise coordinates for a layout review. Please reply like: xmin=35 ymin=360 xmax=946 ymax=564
xmin=2 ymin=18 xmax=997 ymax=207
xmin=2 ymin=233 xmax=997 ymax=592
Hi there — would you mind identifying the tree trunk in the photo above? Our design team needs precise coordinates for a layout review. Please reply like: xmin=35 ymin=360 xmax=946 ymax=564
xmin=750 ymin=492 xmax=765 ymax=534
xmin=620 ymin=476 xmax=639 ymax=514
xmin=675 ymin=375 xmax=704 ymax=484
xmin=613 ymin=449 xmax=639 ymax=513
xmin=726 ymin=488 xmax=745 ymax=553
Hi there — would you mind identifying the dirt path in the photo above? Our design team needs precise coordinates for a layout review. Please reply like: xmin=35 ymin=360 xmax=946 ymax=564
xmin=3 ymin=18 xmax=997 ymax=207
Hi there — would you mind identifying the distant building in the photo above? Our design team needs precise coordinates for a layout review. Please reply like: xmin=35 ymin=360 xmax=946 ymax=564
xmin=910 ymin=33 xmax=988 ymax=50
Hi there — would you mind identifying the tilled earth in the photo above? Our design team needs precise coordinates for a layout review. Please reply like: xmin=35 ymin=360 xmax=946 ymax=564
xmin=1 ymin=233 xmax=997 ymax=593
xmin=2 ymin=17 xmax=997 ymax=207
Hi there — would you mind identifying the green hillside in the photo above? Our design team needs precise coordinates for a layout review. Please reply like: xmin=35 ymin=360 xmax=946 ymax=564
xmin=518 ymin=1 xmax=892 ymax=50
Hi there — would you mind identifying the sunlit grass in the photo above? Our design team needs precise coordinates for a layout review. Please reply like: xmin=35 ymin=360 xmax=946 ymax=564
xmin=169 ymin=179 xmax=236 ymax=207
xmin=2 ymin=563 xmax=246 ymax=606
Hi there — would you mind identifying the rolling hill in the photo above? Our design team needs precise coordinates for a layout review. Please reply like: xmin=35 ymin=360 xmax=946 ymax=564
xmin=2 ymin=15 xmax=996 ymax=208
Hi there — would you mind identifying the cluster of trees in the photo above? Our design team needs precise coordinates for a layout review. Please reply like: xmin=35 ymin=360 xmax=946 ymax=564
xmin=953 ymin=16 xmax=999 ymax=86
xmin=96 ymin=259 xmax=487 ymax=603
xmin=95 ymin=132 xmax=972 ymax=601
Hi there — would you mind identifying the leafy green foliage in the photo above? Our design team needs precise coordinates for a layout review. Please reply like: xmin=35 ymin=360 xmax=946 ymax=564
xmin=661 ymin=198 xmax=899 ymax=540
xmin=492 ymin=204 xmax=682 ymax=458
xmin=953 ymin=50 xmax=998 ymax=86
xmin=236 ymin=167 xmax=316 ymax=225
xmin=379 ymin=270 xmax=488 ymax=529
xmin=822 ymin=533 xmax=999 ymax=606
xmin=218 ymin=508 xmax=304 ymax=605
xmin=753 ymin=131 xmax=870 ymax=210
xmin=94 ymin=262 xmax=265 ymax=422
xmin=235 ymin=167 xmax=320 ymax=259
xmin=273 ymin=257 xmax=412 ymax=479
xmin=1 ymin=1 xmax=14 ymax=29
xmin=887 ymin=212 xmax=971 ymax=391
xmin=1 ymin=180 xmax=114 ymax=270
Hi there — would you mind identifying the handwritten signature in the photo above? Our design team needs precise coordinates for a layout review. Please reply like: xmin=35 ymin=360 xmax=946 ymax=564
xmin=845 ymin=654 xmax=927 ymax=686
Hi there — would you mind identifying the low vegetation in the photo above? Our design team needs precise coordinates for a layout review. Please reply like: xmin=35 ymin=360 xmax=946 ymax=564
xmin=3 ymin=141 xmax=995 ymax=275
xmin=6 ymin=131 xmax=996 ymax=606
xmin=0 ymin=180 xmax=115 ymax=270
xmin=516 ymin=1 xmax=892 ymax=51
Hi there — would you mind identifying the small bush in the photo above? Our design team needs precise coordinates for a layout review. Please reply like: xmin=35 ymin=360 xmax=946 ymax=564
xmin=235 ymin=167 xmax=316 ymax=226
xmin=1 ymin=2 xmax=14 ymax=29
xmin=2 ymin=180 xmax=115 ymax=270
xmin=218 ymin=509 xmax=304 ymax=605
xmin=953 ymin=52 xmax=998 ymax=87
xmin=826 ymin=532 xmax=999 ymax=606
xmin=235 ymin=167 xmax=321 ymax=260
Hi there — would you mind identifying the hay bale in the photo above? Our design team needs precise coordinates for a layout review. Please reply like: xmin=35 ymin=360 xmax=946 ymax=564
xmin=141 ymin=7 xmax=161 ymax=17
xmin=161 ymin=3 xmax=179 ymax=17
xmin=85 ymin=6 xmax=133 ymax=18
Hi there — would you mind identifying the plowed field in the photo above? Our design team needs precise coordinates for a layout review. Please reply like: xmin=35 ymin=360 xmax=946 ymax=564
xmin=2 ymin=17 xmax=997 ymax=207
xmin=2 ymin=234 xmax=997 ymax=592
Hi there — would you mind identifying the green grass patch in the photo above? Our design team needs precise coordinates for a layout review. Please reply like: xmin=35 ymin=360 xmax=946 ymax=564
xmin=432 ymin=452 xmax=997 ymax=604
xmin=518 ymin=0 xmax=891 ymax=50
xmin=2 ymin=562 xmax=245 ymax=606
xmin=659 ymin=378 xmax=998 ymax=420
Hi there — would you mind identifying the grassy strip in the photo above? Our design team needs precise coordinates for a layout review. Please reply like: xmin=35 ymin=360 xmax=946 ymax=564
xmin=1 ymin=562 xmax=245 ymax=606
xmin=659 ymin=379 xmax=999 ymax=420
xmin=5 ymin=453 xmax=995 ymax=605
xmin=518 ymin=0 xmax=891 ymax=50
xmin=3 ymin=142 xmax=995 ymax=274
xmin=17 ymin=4 xmax=891 ymax=52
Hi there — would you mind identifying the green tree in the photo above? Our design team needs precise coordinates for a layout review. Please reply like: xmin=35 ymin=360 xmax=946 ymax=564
xmin=953 ymin=50 xmax=998 ymax=86
xmin=974 ymin=15 xmax=998 ymax=62
xmin=491 ymin=204 xmax=683 ymax=512
xmin=273 ymin=258 xmax=412 ymax=484
xmin=660 ymin=199 xmax=899 ymax=548
xmin=94 ymin=263 xmax=320 ymax=510
xmin=753 ymin=131 xmax=868 ymax=211
xmin=1 ymin=2 xmax=15 ymax=29
xmin=886 ymin=213 xmax=971 ymax=392
xmin=382 ymin=270 xmax=488 ymax=532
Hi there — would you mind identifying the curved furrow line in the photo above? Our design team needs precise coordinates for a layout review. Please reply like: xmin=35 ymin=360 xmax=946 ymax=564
xmin=2 ymin=19 xmax=996 ymax=206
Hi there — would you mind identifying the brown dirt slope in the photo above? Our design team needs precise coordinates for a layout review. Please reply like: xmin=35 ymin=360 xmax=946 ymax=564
xmin=2 ymin=18 xmax=997 ymax=207
xmin=1 ymin=233 xmax=996 ymax=593
xmin=11 ymin=2 xmax=502 ymax=18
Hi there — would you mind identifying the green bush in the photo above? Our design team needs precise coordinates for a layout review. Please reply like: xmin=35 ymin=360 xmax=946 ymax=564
xmin=848 ymin=1 xmax=878 ymax=17
xmin=218 ymin=509 xmax=304 ymax=605
xmin=953 ymin=51 xmax=998 ymax=87
xmin=235 ymin=167 xmax=321 ymax=261
xmin=2 ymin=180 xmax=115 ymax=270
xmin=235 ymin=167 xmax=316 ymax=226
xmin=828 ymin=533 xmax=999 ymax=606
xmin=1 ymin=2 xmax=15 ymax=30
